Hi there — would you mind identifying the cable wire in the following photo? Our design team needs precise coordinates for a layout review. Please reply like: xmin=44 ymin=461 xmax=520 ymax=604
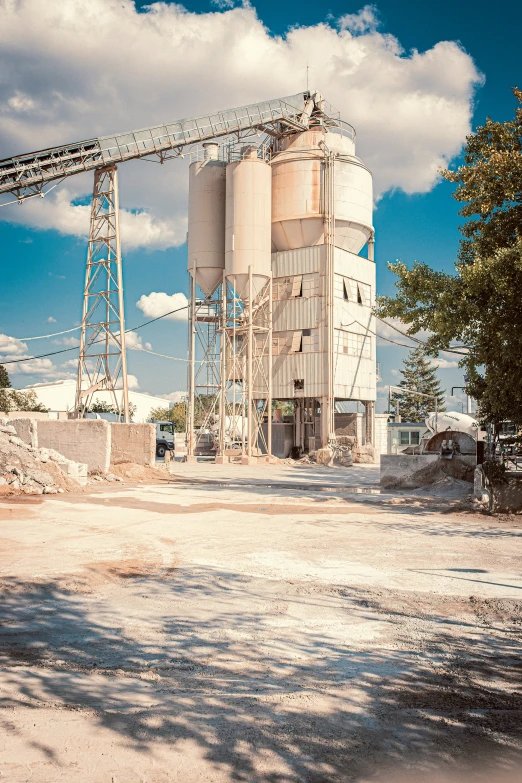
xmin=0 ymin=304 xmax=189 ymax=365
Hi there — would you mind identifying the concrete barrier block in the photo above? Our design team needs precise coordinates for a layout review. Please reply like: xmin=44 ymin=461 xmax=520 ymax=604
xmin=10 ymin=417 xmax=38 ymax=448
xmin=110 ymin=423 xmax=155 ymax=467
xmin=37 ymin=419 xmax=111 ymax=474
xmin=380 ymin=454 xmax=438 ymax=488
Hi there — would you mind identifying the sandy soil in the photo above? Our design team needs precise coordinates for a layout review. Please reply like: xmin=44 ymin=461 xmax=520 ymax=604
xmin=0 ymin=463 xmax=521 ymax=782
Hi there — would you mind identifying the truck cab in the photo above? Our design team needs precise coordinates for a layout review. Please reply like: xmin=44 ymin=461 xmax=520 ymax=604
xmin=155 ymin=421 xmax=174 ymax=458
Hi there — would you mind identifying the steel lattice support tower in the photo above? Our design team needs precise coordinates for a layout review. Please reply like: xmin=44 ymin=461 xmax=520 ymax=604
xmin=75 ymin=165 xmax=130 ymax=421
xmin=186 ymin=264 xmax=223 ymax=458
xmin=219 ymin=269 xmax=272 ymax=458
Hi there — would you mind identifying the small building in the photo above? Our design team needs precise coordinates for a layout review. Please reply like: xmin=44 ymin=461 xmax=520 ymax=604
xmin=387 ymin=421 xmax=429 ymax=454
xmin=21 ymin=379 xmax=171 ymax=424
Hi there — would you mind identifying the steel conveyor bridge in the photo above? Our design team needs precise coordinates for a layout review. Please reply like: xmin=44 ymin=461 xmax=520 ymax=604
xmin=0 ymin=91 xmax=337 ymax=204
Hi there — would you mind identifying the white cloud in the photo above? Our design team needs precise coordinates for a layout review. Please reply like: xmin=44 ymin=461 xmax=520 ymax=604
xmin=0 ymin=1 xmax=482 ymax=248
xmin=0 ymin=333 xmax=74 ymax=380
xmin=339 ymin=4 xmax=380 ymax=34
xmin=54 ymin=335 xmax=80 ymax=347
xmin=136 ymin=292 xmax=189 ymax=321
xmin=432 ymin=354 xmax=459 ymax=369
xmin=124 ymin=330 xmax=152 ymax=352
xmin=47 ymin=316 xmax=57 ymax=323
xmin=0 ymin=333 xmax=28 ymax=358
xmin=127 ymin=374 xmax=139 ymax=390
xmin=163 ymin=391 xmax=186 ymax=404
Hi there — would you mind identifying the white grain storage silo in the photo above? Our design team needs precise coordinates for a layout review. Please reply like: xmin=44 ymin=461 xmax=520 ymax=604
xmin=225 ymin=146 xmax=272 ymax=301
xmin=187 ymin=142 xmax=226 ymax=297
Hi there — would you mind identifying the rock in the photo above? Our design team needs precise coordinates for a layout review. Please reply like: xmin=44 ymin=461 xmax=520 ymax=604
xmin=92 ymin=475 xmax=103 ymax=482
xmin=8 ymin=436 xmax=24 ymax=448
xmin=26 ymin=469 xmax=55 ymax=487
xmin=316 ymin=447 xmax=334 ymax=466
xmin=114 ymin=476 xmax=123 ymax=482
xmin=0 ymin=425 xmax=17 ymax=435
xmin=106 ymin=473 xmax=117 ymax=482
xmin=0 ymin=477 xmax=7 ymax=486
xmin=57 ymin=488 xmax=64 ymax=493
xmin=10 ymin=479 xmax=20 ymax=490
xmin=43 ymin=486 xmax=58 ymax=494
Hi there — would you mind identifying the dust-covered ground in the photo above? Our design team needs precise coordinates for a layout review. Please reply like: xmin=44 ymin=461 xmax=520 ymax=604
xmin=0 ymin=462 xmax=521 ymax=782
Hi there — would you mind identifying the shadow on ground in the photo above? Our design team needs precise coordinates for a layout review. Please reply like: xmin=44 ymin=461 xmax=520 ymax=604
xmin=1 ymin=563 xmax=521 ymax=782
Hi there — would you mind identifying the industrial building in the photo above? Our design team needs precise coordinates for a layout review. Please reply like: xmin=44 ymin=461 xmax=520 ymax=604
xmin=186 ymin=92 xmax=376 ymax=459
xmin=0 ymin=90 xmax=377 ymax=460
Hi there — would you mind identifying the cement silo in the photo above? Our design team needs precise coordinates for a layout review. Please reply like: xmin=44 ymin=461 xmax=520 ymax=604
xmin=270 ymin=122 xmax=376 ymax=452
xmin=186 ymin=142 xmax=227 ymax=460
xmin=271 ymin=126 xmax=373 ymax=254
xmin=222 ymin=146 xmax=273 ymax=460
xmin=225 ymin=146 xmax=272 ymax=302
xmin=187 ymin=142 xmax=226 ymax=297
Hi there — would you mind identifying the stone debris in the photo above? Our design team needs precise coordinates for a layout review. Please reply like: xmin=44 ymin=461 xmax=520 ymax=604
xmin=0 ymin=417 xmax=88 ymax=496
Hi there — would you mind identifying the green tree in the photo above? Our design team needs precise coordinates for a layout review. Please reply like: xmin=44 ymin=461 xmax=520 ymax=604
xmin=0 ymin=365 xmax=11 ymax=389
xmin=88 ymin=398 xmax=137 ymax=418
xmin=0 ymin=389 xmax=49 ymax=415
xmin=377 ymin=89 xmax=522 ymax=424
xmin=149 ymin=403 xmax=186 ymax=433
xmin=391 ymin=347 xmax=446 ymax=422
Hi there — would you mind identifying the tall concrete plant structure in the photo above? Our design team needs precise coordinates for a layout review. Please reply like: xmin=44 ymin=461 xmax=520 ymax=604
xmin=0 ymin=90 xmax=374 ymax=445
xmin=186 ymin=91 xmax=376 ymax=458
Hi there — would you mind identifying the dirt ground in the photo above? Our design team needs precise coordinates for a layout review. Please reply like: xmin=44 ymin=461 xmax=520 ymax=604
xmin=0 ymin=462 xmax=521 ymax=782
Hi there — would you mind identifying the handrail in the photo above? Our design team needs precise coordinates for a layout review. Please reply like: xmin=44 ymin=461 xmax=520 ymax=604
xmin=0 ymin=92 xmax=340 ymax=202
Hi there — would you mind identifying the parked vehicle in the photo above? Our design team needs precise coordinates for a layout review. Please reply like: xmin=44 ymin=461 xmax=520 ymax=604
xmin=155 ymin=421 xmax=174 ymax=458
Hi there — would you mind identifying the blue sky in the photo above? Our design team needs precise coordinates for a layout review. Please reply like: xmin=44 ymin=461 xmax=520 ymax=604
xmin=0 ymin=0 xmax=520 ymax=411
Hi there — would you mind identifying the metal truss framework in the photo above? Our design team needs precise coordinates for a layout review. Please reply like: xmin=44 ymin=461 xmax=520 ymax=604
xmin=186 ymin=272 xmax=223 ymax=458
xmin=0 ymin=93 xmax=337 ymax=203
xmin=75 ymin=165 xmax=130 ymax=421
xmin=219 ymin=271 xmax=272 ymax=459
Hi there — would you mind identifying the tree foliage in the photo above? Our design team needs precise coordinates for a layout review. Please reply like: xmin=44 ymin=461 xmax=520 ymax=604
xmin=377 ymin=89 xmax=522 ymax=425
xmin=0 ymin=365 xmax=11 ymax=389
xmin=391 ymin=347 xmax=446 ymax=422
xmin=0 ymin=389 xmax=49 ymax=415
xmin=149 ymin=403 xmax=186 ymax=433
xmin=88 ymin=398 xmax=137 ymax=418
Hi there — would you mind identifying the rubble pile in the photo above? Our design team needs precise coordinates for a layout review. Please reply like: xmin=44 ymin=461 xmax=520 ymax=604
xmin=0 ymin=420 xmax=84 ymax=495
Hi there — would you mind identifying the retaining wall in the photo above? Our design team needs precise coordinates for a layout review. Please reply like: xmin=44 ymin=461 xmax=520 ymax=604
xmin=37 ymin=419 xmax=111 ymax=474
xmin=110 ymin=423 xmax=155 ymax=467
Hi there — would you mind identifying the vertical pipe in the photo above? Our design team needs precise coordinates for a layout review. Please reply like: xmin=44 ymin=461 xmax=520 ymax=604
xmin=75 ymin=174 xmax=95 ymax=418
xmin=267 ymin=273 xmax=273 ymax=458
xmin=219 ymin=271 xmax=227 ymax=456
xmin=113 ymin=166 xmax=130 ymax=423
xmin=187 ymin=264 xmax=196 ymax=457
xmin=247 ymin=266 xmax=253 ymax=458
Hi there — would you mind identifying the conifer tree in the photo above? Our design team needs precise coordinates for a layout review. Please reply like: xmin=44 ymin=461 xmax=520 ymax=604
xmin=391 ymin=347 xmax=446 ymax=422
xmin=0 ymin=364 xmax=11 ymax=389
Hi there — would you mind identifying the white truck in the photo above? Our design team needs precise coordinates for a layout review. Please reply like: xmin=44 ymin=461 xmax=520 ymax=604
xmin=155 ymin=421 xmax=174 ymax=458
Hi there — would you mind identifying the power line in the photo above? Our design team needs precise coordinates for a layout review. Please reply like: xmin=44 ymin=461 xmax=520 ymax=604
xmin=0 ymin=304 xmax=189 ymax=365
xmin=375 ymin=315 xmax=469 ymax=352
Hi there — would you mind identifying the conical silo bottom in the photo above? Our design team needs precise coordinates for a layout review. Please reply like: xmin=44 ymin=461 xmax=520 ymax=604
xmin=194 ymin=267 xmax=224 ymax=298
xmin=227 ymin=274 xmax=269 ymax=303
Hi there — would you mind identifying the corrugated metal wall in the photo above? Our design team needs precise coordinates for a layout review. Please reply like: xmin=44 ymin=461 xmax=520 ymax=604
xmin=272 ymin=245 xmax=325 ymax=277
